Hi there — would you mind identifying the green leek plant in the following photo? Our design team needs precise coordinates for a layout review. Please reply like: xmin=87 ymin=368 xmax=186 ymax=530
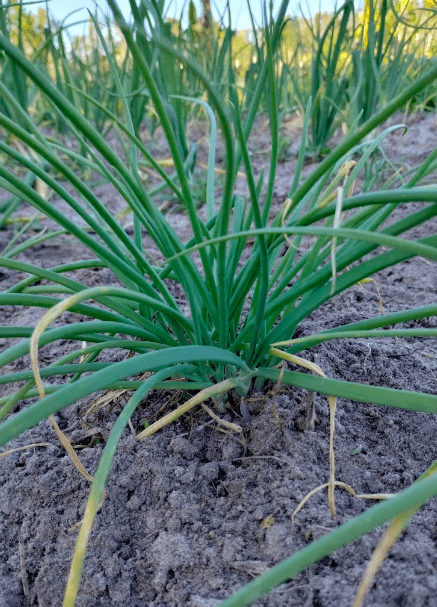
xmin=299 ymin=0 xmax=437 ymax=155
xmin=308 ymin=0 xmax=354 ymax=155
xmin=0 ymin=0 xmax=32 ymax=118
xmin=1 ymin=1 xmax=437 ymax=605
xmin=348 ymin=0 xmax=437 ymax=125
xmin=387 ymin=0 xmax=437 ymax=115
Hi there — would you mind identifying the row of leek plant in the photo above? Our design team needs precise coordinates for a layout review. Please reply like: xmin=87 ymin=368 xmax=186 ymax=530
xmin=280 ymin=0 xmax=437 ymax=156
xmin=1 ymin=0 xmax=437 ymax=605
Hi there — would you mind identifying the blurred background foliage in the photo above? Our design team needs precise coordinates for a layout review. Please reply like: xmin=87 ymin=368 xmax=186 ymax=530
xmin=1 ymin=0 xmax=437 ymax=152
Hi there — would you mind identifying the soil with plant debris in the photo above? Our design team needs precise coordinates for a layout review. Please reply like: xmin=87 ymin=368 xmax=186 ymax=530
xmin=1 ymin=112 xmax=437 ymax=607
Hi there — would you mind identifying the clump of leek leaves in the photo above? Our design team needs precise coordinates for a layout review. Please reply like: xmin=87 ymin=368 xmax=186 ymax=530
xmin=1 ymin=1 xmax=437 ymax=605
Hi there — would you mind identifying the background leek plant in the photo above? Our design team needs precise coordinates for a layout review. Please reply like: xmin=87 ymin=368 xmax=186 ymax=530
xmin=283 ymin=0 xmax=437 ymax=157
xmin=1 ymin=0 xmax=437 ymax=605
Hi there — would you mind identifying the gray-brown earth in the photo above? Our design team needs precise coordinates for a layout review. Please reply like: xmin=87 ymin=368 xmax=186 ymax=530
xmin=1 ymin=111 xmax=437 ymax=606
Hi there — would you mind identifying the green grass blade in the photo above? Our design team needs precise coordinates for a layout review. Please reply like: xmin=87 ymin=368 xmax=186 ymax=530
xmin=257 ymin=367 xmax=437 ymax=413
